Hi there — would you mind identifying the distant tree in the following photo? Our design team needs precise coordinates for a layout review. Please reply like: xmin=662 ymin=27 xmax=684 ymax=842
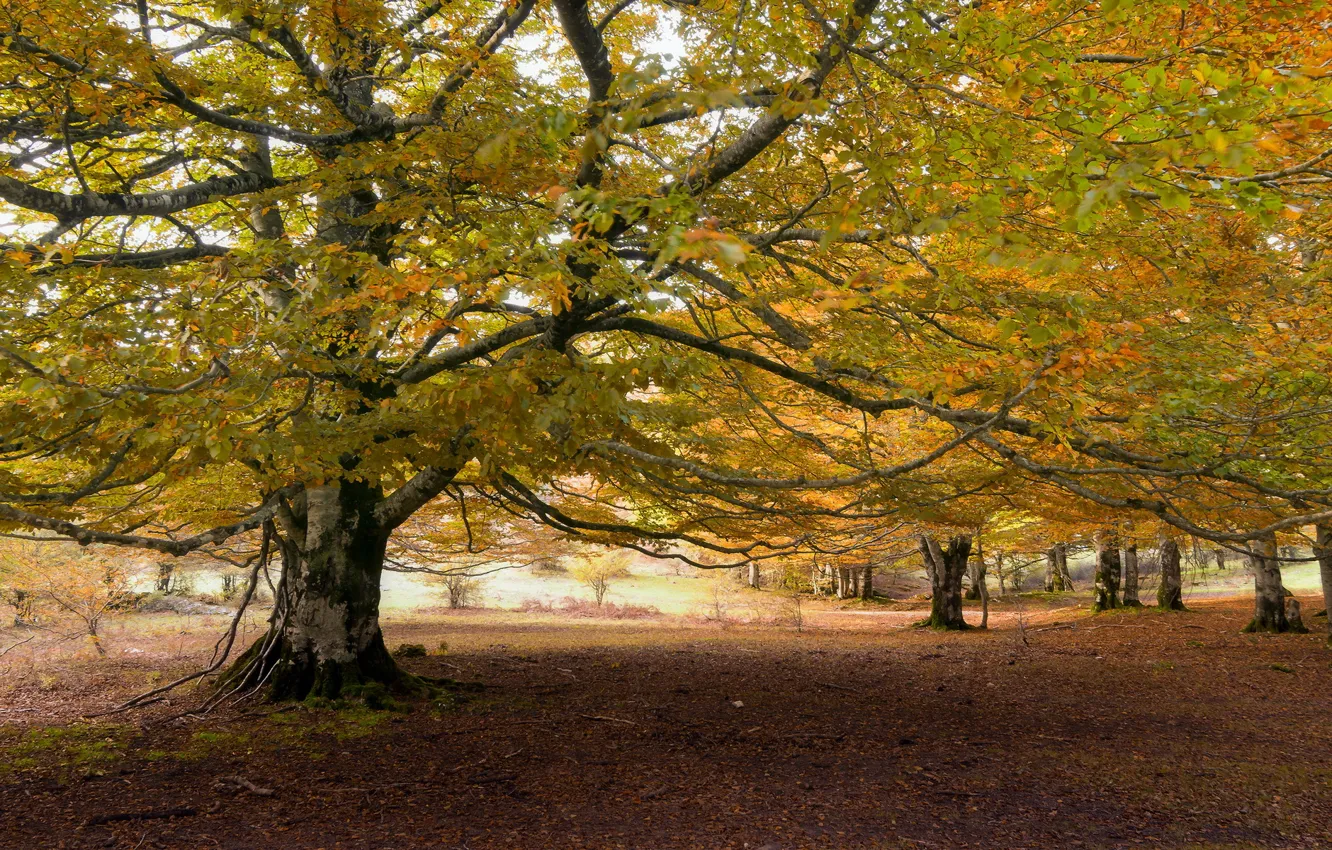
xmin=436 ymin=569 xmax=485 ymax=610
xmin=0 ymin=540 xmax=133 ymax=656
xmin=572 ymin=552 xmax=631 ymax=606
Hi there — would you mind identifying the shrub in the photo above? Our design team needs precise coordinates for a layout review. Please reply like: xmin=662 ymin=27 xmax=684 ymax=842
xmin=517 ymin=596 xmax=659 ymax=619
xmin=393 ymin=643 xmax=427 ymax=658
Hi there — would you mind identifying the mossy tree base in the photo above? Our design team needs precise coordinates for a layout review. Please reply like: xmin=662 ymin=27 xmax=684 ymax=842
xmin=224 ymin=629 xmax=408 ymax=702
xmin=224 ymin=630 xmax=483 ymax=706
xmin=914 ymin=614 xmax=971 ymax=631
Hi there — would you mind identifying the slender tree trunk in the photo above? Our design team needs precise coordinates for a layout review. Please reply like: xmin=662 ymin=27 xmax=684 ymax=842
xmin=967 ymin=540 xmax=988 ymax=601
xmin=1243 ymin=533 xmax=1290 ymax=634
xmin=230 ymin=481 xmax=404 ymax=701
xmin=918 ymin=535 xmax=972 ymax=630
xmin=747 ymin=562 xmax=761 ymax=589
xmin=1318 ymin=524 xmax=1332 ymax=645
xmin=1093 ymin=530 xmax=1122 ymax=612
xmin=860 ymin=564 xmax=873 ymax=600
xmin=1157 ymin=538 xmax=1185 ymax=610
xmin=965 ymin=553 xmax=982 ymax=600
xmin=1122 ymin=543 xmax=1141 ymax=607
xmin=978 ymin=559 xmax=990 ymax=629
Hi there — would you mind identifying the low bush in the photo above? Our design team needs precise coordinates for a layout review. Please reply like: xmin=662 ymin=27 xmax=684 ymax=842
xmin=517 ymin=596 xmax=659 ymax=619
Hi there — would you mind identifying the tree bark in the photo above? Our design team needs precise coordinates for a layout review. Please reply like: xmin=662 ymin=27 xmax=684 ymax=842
xmin=978 ymin=558 xmax=990 ymax=629
xmin=155 ymin=562 xmax=174 ymax=593
xmin=1243 ymin=533 xmax=1290 ymax=634
xmin=967 ymin=540 xmax=988 ymax=601
xmin=1058 ymin=543 xmax=1073 ymax=590
xmin=1093 ymin=530 xmax=1121 ymax=612
xmin=1122 ymin=543 xmax=1141 ymax=607
xmin=860 ymin=564 xmax=873 ymax=600
xmin=1045 ymin=546 xmax=1063 ymax=592
xmin=918 ymin=534 xmax=971 ymax=630
xmin=1157 ymin=538 xmax=1184 ymax=610
xmin=1318 ymin=524 xmax=1332 ymax=644
xmin=1213 ymin=549 xmax=1226 ymax=572
xmin=747 ymin=562 xmax=761 ymax=589
xmin=229 ymin=481 xmax=405 ymax=701
xmin=965 ymin=553 xmax=982 ymax=600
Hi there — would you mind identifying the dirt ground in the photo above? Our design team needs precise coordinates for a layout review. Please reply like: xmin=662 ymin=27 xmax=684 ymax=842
xmin=1 ymin=595 xmax=1330 ymax=850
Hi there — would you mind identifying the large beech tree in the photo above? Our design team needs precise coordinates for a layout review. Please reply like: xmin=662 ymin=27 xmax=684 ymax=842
xmin=2 ymin=0 xmax=1331 ymax=697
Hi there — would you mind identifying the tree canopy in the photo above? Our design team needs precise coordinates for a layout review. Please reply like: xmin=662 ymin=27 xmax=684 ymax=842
xmin=2 ymin=0 xmax=1330 ymax=694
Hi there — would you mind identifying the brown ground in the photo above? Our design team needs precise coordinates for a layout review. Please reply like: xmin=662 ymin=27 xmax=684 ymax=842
xmin=2 ymin=596 xmax=1330 ymax=850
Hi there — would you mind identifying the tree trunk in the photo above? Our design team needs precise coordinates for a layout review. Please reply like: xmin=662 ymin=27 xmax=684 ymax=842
xmin=1213 ymin=549 xmax=1226 ymax=572
xmin=229 ymin=481 xmax=403 ymax=701
xmin=1122 ymin=543 xmax=1141 ymax=607
xmin=747 ymin=562 xmax=761 ymax=589
xmin=860 ymin=564 xmax=873 ymax=600
xmin=1318 ymin=524 xmax=1332 ymax=645
xmin=967 ymin=541 xmax=988 ymax=601
xmin=1243 ymin=533 xmax=1290 ymax=634
xmin=1045 ymin=546 xmax=1062 ymax=592
xmin=156 ymin=562 xmax=173 ymax=593
xmin=1157 ymin=538 xmax=1184 ymax=610
xmin=1093 ymin=530 xmax=1122 ymax=612
xmin=918 ymin=535 xmax=971 ymax=630
xmin=1056 ymin=543 xmax=1073 ymax=590
xmin=978 ymin=558 xmax=990 ymax=629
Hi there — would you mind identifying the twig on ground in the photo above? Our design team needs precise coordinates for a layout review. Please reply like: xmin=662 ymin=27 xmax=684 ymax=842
xmin=817 ymin=680 xmax=857 ymax=692
xmin=84 ymin=807 xmax=198 ymax=827
xmin=215 ymin=775 xmax=274 ymax=797
xmin=580 ymin=713 xmax=635 ymax=724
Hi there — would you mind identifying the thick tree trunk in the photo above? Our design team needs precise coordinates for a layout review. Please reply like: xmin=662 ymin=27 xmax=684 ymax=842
xmin=1213 ymin=549 xmax=1226 ymax=572
xmin=1122 ymin=543 xmax=1142 ymax=607
xmin=860 ymin=564 xmax=873 ymax=600
xmin=918 ymin=535 xmax=971 ymax=630
xmin=1055 ymin=543 xmax=1073 ymax=590
xmin=842 ymin=567 xmax=855 ymax=599
xmin=229 ymin=481 xmax=404 ymax=701
xmin=1318 ymin=524 xmax=1332 ymax=645
xmin=1045 ymin=546 xmax=1063 ymax=592
xmin=1157 ymin=538 xmax=1185 ymax=610
xmin=747 ymin=562 xmax=761 ymax=589
xmin=1243 ymin=534 xmax=1290 ymax=634
xmin=1093 ymin=531 xmax=1122 ymax=612
xmin=155 ymin=562 xmax=174 ymax=593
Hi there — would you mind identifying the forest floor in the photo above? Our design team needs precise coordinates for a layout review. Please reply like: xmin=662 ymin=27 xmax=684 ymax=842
xmin=1 ymin=593 xmax=1330 ymax=849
